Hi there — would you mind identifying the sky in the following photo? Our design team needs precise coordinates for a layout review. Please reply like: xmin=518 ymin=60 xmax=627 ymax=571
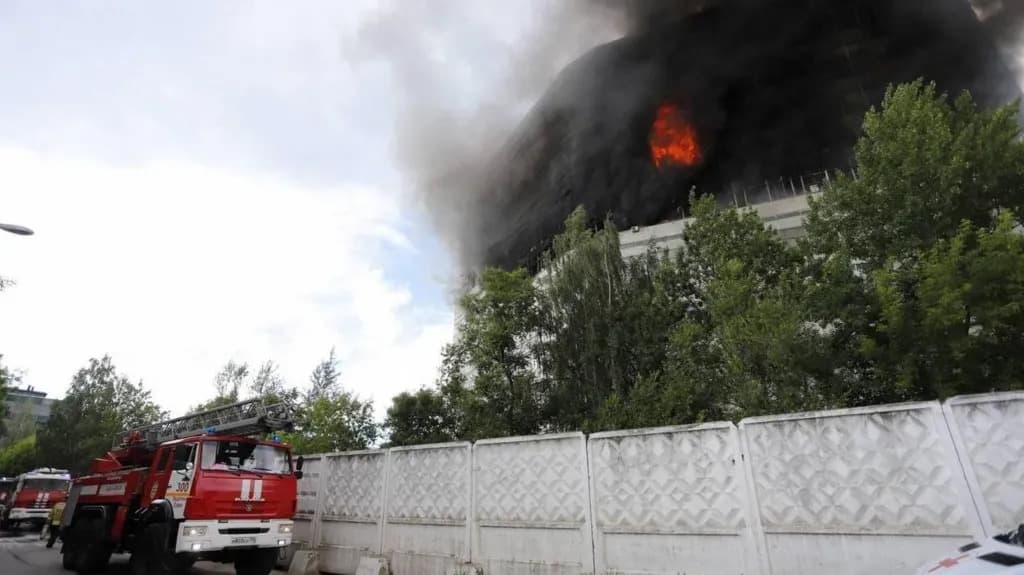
xmin=0 ymin=0 xmax=583 ymax=417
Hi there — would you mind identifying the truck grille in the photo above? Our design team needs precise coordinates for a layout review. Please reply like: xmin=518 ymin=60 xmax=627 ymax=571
xmin=218 ymin=527 xmax=269 ymax=535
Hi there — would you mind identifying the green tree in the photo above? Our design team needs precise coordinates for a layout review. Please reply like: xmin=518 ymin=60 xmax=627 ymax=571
xmin=37 ymin=356 xmax=165 ymax=474
xmin=1 ymin=411 xmax=39 ymax=449
xmin=0 ymin=354 xmax=18 ymax=438
xmin=867 ymin=212 xmax=1024 ymax=399
xmin=536 ymin=208 xmax=627 ymax=430
xmin=283 ymin=392 xmax=377 ymax=454
xmin=595 ymin=196 xmax=829 ymax=428
xmin=804 ymin=80 xmax=1024 ymax=267
xmin=459 ymin=267 xmax=544 ymax=437
xmin=307 ymin=347 xmax=340 ymax=403
xmin=534 ymin=206 xmax=700 ymax=431
xmin=280 ymin=350 xmax=378 ymax=454
xmin=801 ymin=79 xmax=1024 ymax=404
xmin=192 ymin=359 xmax=300 ymax=413
xmin=249 ymin=360 xmax=299 ymax=406
xmin=0 ymin=434 xmax=37 ymax=475
xmin=383 ymin=388 xmax=457 ymax=447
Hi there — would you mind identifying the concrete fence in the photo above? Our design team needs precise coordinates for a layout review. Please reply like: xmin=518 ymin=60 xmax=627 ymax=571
xmin=294 ymin=391 xmax=1024 ymax=575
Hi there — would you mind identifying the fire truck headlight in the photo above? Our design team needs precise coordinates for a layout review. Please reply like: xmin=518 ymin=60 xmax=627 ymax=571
xmin=184 ymin=526 xmax=207 ymax=537
xmin=278 ymin=523 xmax=293 ymax=534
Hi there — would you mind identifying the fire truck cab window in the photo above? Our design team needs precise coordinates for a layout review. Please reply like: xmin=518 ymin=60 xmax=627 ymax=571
xmin=171 ymin=444 xmax=195 ymax=471
xmin=23 ymin=478 xmax=70 ymax=491
xmin=200 ymin=440 xmax=290 ymax=474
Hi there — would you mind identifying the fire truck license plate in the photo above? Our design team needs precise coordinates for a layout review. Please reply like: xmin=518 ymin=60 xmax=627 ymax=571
xmin=230 ymin=536 xmax=256 ymax=545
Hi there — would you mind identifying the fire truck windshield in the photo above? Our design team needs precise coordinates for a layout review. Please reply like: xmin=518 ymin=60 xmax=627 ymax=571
xmin=23 ymin=478 xmax=70 ymax=491
xmin=200 ymin=440 xmax=291 ymax=475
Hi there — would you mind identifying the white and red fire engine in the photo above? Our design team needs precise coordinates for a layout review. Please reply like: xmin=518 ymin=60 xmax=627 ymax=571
xmin=0 ymin=467 xmax=71 ymax=529
xmin=60 ymin=398 xmax=303 ymax=575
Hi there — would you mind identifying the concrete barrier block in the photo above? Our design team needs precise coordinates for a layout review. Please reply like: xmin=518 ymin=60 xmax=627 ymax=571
xmin=355 ymin=556 xmax=390 ymax=575
xmin=287 ymin=550 xmax=319 ymax=575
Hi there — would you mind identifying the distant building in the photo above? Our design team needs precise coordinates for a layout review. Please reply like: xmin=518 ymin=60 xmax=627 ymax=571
xmin=4 ymin=387 xmax=56 ymax=427
xmin=618 ymin=189 xmax=816 ymax=258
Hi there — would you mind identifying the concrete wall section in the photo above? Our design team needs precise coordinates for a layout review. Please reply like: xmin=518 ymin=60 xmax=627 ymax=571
xmin=588 ymin=422 xmax=763 ymax=575
xmin=302 ymin=391 xmax=1022 ymax=575
xmin=472 ymin=433 xmax=595 ymax=575
xmin=294 ymin=455 xmax=324 ymax=549
xmin=944 ymin=392 xmax=1024 ymax=535
xmin=383 ymin=442 xmax=472 ymax=575
xmin=319 ymin=450 xmax=388 ymax=574
xmin=740 ymin=401 xmax=982 ymax=575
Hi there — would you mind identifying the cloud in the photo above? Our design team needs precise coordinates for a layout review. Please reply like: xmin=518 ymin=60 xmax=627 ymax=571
xmin=0 ymin=147 xmax=453 ymax=416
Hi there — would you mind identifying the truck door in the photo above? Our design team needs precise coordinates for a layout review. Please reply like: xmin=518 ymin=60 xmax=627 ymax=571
xmin=166 ymin=444 xmax=196 ymax=519
xmin=142 ymin=446 xmax=174 ymax=507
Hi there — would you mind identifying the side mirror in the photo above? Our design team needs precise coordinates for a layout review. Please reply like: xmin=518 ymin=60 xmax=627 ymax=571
xmin=294 ymin=456 xmax=304 ymax=479
xmin=184 ymin=461 xmax=194 ymax=478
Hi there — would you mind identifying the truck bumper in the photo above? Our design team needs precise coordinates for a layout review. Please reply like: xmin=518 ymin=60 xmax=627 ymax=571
xmin=174 ymin=519 xmax=293 ymax=553
xmin=8 ymin=508 xmax=49 ymax=523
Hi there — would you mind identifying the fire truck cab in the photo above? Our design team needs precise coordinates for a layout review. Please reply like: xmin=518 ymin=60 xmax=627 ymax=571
xmin=0 ymin=467 xmax=71 ymax=529
xmin=60 ymin=399 xmax=301 ymax=575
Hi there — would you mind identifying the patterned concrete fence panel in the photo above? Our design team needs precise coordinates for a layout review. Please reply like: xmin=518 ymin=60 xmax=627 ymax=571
xmin=294 ymin=455 xmax=324 ymax=549
xmin=740 ymin=401 xmax=983 ymax=575
xmin=472 ymin=432 xmax=595 ymax=575
xmin=319 ymin=450 xmax=388 ymax=574
xmin=588 ymin=422 xmax=764 ymax=575
xmin=383 ymin=442 xmax=472 ymax=575
xmin=944 ymin=391 xmax=1024 ymax=535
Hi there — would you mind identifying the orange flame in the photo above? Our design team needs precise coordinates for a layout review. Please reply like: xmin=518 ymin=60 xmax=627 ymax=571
xmin=649 ymin=103 xmax=702 ymax=168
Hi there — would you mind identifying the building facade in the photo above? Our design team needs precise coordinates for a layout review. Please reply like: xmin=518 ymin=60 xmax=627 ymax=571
xmin=618 ymin=190 xmax=815 ymax=258
xmin=3 ymin=387 xmax=56 ymax=427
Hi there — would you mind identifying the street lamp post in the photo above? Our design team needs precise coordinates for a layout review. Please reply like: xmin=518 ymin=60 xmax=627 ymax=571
xmin=0 ymin=223 xmax=34 ymax=236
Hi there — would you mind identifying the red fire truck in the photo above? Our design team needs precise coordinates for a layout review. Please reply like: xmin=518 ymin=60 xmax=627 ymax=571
xmin=0 ymin=467 xmax=71 ymax=530
xmin=60 ymin=398 xmax=304 ymax=575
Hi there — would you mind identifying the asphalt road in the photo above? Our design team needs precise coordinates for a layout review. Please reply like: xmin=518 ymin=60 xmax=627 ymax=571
xmin=0 ymin=530 xmax=236 ymax=575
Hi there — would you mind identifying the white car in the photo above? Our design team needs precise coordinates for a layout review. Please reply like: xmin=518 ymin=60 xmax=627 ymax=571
xmin=916 ymin=525 xmax=1024 ymax=574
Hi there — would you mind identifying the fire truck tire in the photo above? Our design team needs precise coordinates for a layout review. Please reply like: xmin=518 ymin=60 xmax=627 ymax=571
xmin=61 ymin=547 xmax=77 ymax=571
xmin=234 ymin=548 xmax=278 ymax=575
xmin=129 ymin=523 xmax=193 ymax=575
xmin=73 ymin=517 xmax=112 ymax=574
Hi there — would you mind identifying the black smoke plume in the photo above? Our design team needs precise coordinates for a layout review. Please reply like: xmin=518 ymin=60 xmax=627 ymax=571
xmin=368 ymin=0 xmax=1023 ymax=271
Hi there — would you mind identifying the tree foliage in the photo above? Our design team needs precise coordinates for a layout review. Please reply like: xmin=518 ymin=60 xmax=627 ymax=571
xmin=37 ymin=356 xmax=165 ymax=475
xmin=273 ymin=349 xmax=378 ymax=454
xmin=804 ymin=80 xmax=1024 ymax=266
xmin=383 ymin=79 xmax=1024 ymax=446
xmin=0 ymin=434 xmax=37 ymax=475
xmin=0 ymin=354 xmax=17 ymax=438
xmin=307 ymin=348 xmax=341 ymax=404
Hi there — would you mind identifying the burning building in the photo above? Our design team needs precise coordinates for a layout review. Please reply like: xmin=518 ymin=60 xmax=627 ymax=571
xmin=462 ymin=0 xmax=1022 ymax=270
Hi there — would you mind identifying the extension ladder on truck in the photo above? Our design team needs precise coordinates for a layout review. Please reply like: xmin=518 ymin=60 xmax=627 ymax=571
xmin=113 ymin=398 xmax=294 ymax=449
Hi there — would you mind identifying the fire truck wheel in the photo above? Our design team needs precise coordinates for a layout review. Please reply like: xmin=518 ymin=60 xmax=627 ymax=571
xmin=73 ymin=518 xmax=112 ymax=574
xmin=61 ymin=546 xmax=77 ymax=571
xmin=130 ymin=523 xmax=193 ymax=575
xmin=234 ymin=548 xmax=278 ymax=575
